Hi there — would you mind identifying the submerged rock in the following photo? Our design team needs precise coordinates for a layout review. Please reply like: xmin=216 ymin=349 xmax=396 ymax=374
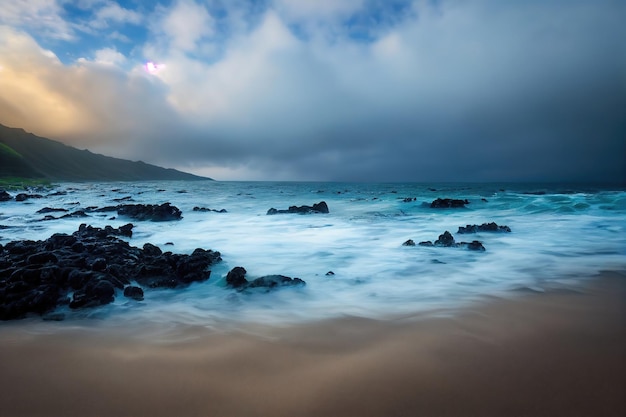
xmin=267 ymin=201 xmax=329 ymax=215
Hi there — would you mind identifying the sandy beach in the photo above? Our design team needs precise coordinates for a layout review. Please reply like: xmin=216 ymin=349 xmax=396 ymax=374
xmin=1 ymin=270 xmax=624 ymax=417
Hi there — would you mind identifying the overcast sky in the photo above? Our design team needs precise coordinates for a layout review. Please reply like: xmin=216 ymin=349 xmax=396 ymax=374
xmin=0 ymin=0 xmax=624 ymax=182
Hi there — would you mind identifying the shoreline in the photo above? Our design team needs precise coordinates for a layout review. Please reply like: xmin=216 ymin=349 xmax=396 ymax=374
xmin=1 ymin=270 xmax=624 ymax=417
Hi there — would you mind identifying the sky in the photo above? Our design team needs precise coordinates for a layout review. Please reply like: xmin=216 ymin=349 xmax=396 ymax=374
xmin=0 ymin=0 xmax=624 ymax=182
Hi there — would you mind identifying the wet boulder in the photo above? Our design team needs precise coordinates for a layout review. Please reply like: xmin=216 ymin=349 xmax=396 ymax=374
xmin=123 ymin=286 xmax=144 ymax=301
xmin=226 ymin=266 xmax=248 ymax=289
xmin=248 ymin=275 xmax=306 ymax=290
xmin=267 ymin=201 xmax=329 ymax=215
xmin=0 ymin=190 xmax=11 ymax=202
xmin=457 ymin=222 xmax=511 ymax=234
xmin=435 ymin=231 xmax=456 ymax=247
xmin=117 ymin=203 xmax=182 ymax=221
xmin=430 ymin=198 xmax=469 ymax=208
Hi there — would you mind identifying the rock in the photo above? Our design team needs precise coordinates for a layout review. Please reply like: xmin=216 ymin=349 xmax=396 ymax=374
xmin=15 ymin=193 xmax=44 ymax=202
xmin=325 ymin=271 xmax=335 ymax=276
xmin=434 ymin=231 xmax=456 ymax=247
xmin=465 ymin=241 xmax=486 ymax=251
xmin=418 ymin=232 xmax=486 ymax=251
xmin=402 ymin=197 xmax=416 ymax=202
xmin=69 ymin=279 xmax=115 ymax=309
xmin=248 ymin=275 xmax=306 ymax=290
xmin=0 ymin=224 xmax=221 ymax=320
xmin=37 ymin=207 xmax=69 ymax=214
xmin=267 ymin=201 xmax=329 ymax=215
xmin=193 ymin=207 xmax=228 ymax=213
xmin=430 ymin=198 xmax=469 ymax=208
xmin=226 ymin=266 xmax=248 ymax=289
xmin=143 ymin=243 xmax=162 ymax=257
xmin=402 ymin=239 xmax=416 ymax=246
xmin=91 ymin=258 xmax=107 ymax=271
xmin=123 ymin=286 xmax=144 ymax=301
xmin=117 ymin=203 xmax=182 ymax=221
xmin=225 ymin=267 xmax=306 ymax=291
xmin=0 ymin=190 xmax=11 ymax=202
xmin=457 ymin=222 xmax=511 ymax=234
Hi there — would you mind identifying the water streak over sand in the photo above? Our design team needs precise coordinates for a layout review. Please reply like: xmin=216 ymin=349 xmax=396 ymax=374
xmin=1 ymin=271 xmax=624 ymax=417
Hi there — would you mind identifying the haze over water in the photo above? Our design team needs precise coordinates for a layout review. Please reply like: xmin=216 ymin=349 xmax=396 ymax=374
xmin=1 ymin=181 xmax=624 ymax=328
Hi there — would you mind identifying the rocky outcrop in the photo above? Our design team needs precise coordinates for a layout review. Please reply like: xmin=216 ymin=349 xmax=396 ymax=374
xmin=90 ymin=203 xmax=183 ymax=221
xmin=15 ymin=193 xmax=44 ymax=202
xmin=0 ymin=190 xmax=11 ymax=202
xmin=457 ymin=222 xmax=511 ymax=234
xmin=417 ymin=231 xmax=485 ymax=251
xmin=193 ymin=207 xmax=227 ymax=213
xmin=225 ymin=266 xmax=306 ymax=291
xmin=430 ymin=198 xmax=469 ymax=208
xmin=0 ymin=223 xmax=220 ymax=320
xmin=267 ymin=201 xmax=329 ymax=215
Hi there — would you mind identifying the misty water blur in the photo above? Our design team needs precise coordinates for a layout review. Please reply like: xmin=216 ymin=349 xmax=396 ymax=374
xmin=1 ymin=181 xmax=624 ymax=327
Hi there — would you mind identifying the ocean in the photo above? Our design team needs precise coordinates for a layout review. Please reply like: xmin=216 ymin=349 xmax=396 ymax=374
xmin=1 ymin=181 xmax=625 ymax=328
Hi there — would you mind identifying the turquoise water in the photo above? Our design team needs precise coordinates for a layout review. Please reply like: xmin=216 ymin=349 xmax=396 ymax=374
xmin=1 ymin=181 xmax=625 ymax=326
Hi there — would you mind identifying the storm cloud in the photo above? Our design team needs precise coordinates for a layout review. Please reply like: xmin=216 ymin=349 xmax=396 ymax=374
xmin=0 ymin=0 xmax=624 ymax=182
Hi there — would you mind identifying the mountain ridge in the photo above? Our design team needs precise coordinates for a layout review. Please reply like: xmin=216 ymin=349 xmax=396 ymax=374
xmin=0 ymin=124 xmax=210 ymax=181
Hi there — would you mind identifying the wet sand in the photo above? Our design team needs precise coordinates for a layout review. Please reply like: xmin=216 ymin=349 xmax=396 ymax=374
xmin=1 ymin=271 xmax=624 ymax=417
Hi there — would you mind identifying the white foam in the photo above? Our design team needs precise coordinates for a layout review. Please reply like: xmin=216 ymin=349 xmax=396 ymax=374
xmin=1 ymin=182 xmax=625 ymax=326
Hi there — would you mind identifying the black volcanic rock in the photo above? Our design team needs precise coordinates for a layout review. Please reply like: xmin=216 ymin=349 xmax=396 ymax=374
xmin=248 ymin=275 xmax=306 ymax=290
xmin=15 ymin=193 xmax=43 ymax=202
xmin=193 ymin=207 xmax=227 ymax=213
xmin=0 ymin=190 xmax=12 ymax=201
xmin=117 ymin=203 xmax=182 ymax=221
xmin=226 ymin=266 xmax=248 ymax=289
xmin=414 ymin=231 xmax=486 ymax=251
xmin=37 ymin=207 xmax=69 ymax=214
xmin=430 ymin=198 xmax=469 ymax=208
xmin=123 ymin=286 xmax=144 ymax=301
xmin=0 ymin=224 xmax=221 ymax=320
xmin=225 ymin=267 xmax=306 ymax=291
xmin=457 ymin=222 xmax=511 ymax=234
xmin=402 ymin=239 xmax=416 ymax=246
xmin=435 ymin=231 xmax=456 ymax=247
xmin=267 ymin=201 xmax=329 ymax=215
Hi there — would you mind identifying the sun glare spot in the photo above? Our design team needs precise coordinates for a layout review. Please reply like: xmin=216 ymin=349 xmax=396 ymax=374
xmin=145 ymin=61 xmax=164 ymax=74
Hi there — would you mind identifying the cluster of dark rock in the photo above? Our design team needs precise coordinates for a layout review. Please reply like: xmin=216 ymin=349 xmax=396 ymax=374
xmin=403 ymin=222 xmax=512 ymax=252
xmin=0 ymin=223 xmax=221 ymax=321
xmin=225 ymin=266 xmax=305 ymax=291
xmin=430 ymin=198 xmax=470 ymax=208
xmin=267 ymin=201 xmax=329 ymax=215
xmin=0 ymin=190 xmax=46 ymax=202
xmin=193 ymin=207 xmax=227 ymax=213
xmin=413 ymin=231 xmax=486 ymax=251
xmin=89 ymin=203 xmax=183 ymax=221
xmin=457 ymin=222 xmax=511 ymax=234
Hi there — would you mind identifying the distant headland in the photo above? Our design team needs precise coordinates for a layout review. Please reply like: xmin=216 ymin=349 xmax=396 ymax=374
xmin=0 ymin=123 xmax=210 ymax=182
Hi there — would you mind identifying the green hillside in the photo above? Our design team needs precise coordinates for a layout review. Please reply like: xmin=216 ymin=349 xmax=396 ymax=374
xmin=0 ymin=124 xmax=210 ymax=181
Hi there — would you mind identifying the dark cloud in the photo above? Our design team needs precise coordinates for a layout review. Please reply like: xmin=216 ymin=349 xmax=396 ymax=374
xmin=0 ymin=0 xmax=624 ymax=182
